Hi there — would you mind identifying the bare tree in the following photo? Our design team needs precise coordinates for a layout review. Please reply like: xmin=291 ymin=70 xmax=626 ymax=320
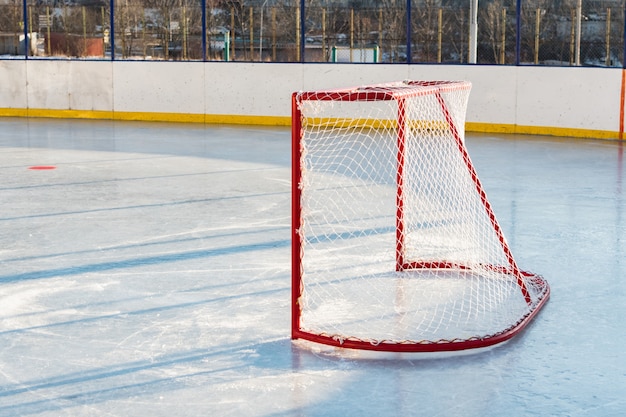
xmin=412 ymin=0 xmax=440 ymax=62
xmin=376 ymin=0 xmax=407 ymax=62
xmin=479 ymin=0 xmax=507 ymax=64
xmin=0 ymin=0 xmax=22 ymax=55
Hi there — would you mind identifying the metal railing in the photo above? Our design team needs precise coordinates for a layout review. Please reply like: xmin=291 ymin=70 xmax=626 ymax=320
xmin=1 ymin=0 xmax=624 ymax=67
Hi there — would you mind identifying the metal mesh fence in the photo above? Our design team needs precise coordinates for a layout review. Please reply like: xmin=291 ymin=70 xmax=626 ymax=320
xmin=0 ymin=0 xmax=623 ymax=67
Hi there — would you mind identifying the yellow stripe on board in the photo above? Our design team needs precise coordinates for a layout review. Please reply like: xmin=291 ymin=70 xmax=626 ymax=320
xmin=467 ymin=122 xmax=621 ymax=141
xmin=0 ymin=108 xmax=292 ymax=126
xmin=204 ymin=114 xmax=291 ymax=126
xmin=0 ymin=108 xmax=29 ymax=117
xmin=113 ymin=111 xmax=205 ymax=124
xmin=0 ymin=109 xmax=621 ymax=140
xmin=26 ymin=109 xmax=115 ymax=120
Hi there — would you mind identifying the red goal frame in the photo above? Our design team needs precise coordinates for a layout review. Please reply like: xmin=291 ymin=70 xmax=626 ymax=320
xmin=291 ymin=81 xmax=550 ymax=352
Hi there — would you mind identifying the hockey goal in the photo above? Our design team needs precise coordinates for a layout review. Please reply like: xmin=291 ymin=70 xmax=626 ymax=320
xmin=291 ymin=80 xmax=550 ymax=352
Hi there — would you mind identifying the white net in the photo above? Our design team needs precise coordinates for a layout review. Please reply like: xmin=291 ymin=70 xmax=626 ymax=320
xmin=293 ymin=81 xmax=549 ymax=351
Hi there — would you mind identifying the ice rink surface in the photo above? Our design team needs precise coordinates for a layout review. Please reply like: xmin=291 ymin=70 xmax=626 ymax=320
xmin=0 ymin=117 xmax=624 ymax=416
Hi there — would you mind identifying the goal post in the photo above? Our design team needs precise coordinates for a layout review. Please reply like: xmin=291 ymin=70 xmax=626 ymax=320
xmin=291 ymin=80 xmax=550 ymax=352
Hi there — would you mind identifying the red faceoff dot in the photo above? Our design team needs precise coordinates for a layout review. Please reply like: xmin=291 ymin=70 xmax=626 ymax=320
xmin=28 ymin=166 xmax=57 ymax=170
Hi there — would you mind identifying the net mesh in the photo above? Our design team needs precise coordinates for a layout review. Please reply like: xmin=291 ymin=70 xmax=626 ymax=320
xmin=293 ymin=81 xmax=549 ymax=350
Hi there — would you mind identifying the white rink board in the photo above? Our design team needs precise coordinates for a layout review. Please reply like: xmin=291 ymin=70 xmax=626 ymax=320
xmin=25 ymin=60 xmax=73 ymax=110
xmin=0 ymin=59 xmax=623 ymax=135
xmin=301 ymin=63 xmax=409 ymax=91
xmin=24 ymin=60 xmax=113 ymax=111
xmin=68 ymin=61 xmax=113 ymax=111
xmin=0 ymin=60 xmax=27 ymax=108
xmin=113 ymin=61 xmax=205 ymax=114
xmin=205 ymin=62 xmax=303 ymax=117
xmin=515 ymin=65 xmax=623 ymax=131
xmin=408 ymin=65 xmax=519 ymax=126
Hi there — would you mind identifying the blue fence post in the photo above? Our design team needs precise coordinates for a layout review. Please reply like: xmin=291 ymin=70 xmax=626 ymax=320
xmin=300 ymin=0 xmax=305 ymax=62
xmin=22 ymin=0 xmax=28 ymax=58
xmin=516 ymin=0 xmax=522 ymax=65
xmin=201 ymin=0 xmax=207 ymax=61
xmin=110 ymin=0 xmax=115 ymax=60
xmin=406 ymin=0 xmax=412 ymax=64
